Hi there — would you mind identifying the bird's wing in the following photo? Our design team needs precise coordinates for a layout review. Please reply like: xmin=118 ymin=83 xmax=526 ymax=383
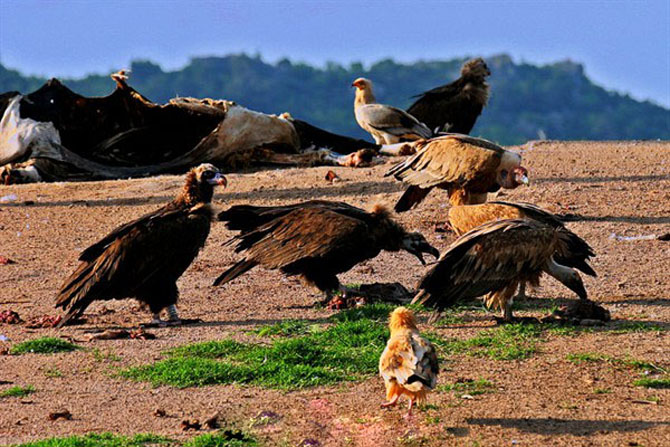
xmin=385 ymin=135 xmax=503 ymax=189
xmin=78 ymin=204 xmax=182 ymax=261
xmin=488 ymin=201 xmax=565 ymax=228
xmin=486 ymin=202 xmax=596 ymax=275
xmin=358 ymin=104 xmax=431 ymax=138
xmin=56 ymin=206 xmax=210 ymax=309
xmin=235 ymin=207 xmax=368 ymax=269
xmin=379 ymin=332 xmax=438 ymax=389
xmin=218 ymin=200 xmax=366 ymax=232
xmin=414 ymin=219 xmax=556 ymax=309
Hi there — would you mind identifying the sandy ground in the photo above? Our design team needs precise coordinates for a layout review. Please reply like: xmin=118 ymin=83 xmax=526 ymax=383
xmin=0 ymin=141 xmax=669 ymax=446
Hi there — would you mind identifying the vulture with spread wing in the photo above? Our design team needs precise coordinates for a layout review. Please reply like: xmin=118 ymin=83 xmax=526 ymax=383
xmin=352 ymin=78 xmax=432 ymax=145
xmin=407 ymin=58 xmax=490 ymax=134
xmin=448 ymin=201 xmax=597 ymax=298
xmin=412 ymin=219 xmax=590 ymax=322
xmin=214 ymin=202 xmax=439 ymax=301
xmin=386 ymin=134 xmax=529 ymax=212
xmin=55 ymin=164 xmax=227 ymax=327
xmin=379 ymin=307 xmax=438 ymax=416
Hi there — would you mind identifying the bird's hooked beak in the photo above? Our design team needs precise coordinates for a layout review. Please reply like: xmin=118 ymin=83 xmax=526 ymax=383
xmin=208 ymin=172 xmax=227 ymax=187
xmin=570 ymin=275 xmax=588 ymax=300
xmin=404 ymin=237 xmax=440 ymax=265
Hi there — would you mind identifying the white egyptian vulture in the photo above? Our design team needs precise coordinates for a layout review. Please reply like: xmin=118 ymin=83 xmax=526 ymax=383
xmin=352 ymin=78 xmax=432 ymax=145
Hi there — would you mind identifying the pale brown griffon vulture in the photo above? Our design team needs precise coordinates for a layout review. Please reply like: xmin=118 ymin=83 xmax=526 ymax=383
xmin=407 ymin=58 xmax=490 ymax=134
xmin=447 ymin=201 xmax=596 ymax=298
xmin=412 ymin=219 xmax=590 ymax=322
xmin=385 ymin=134 xmax=529 ymax=212
xmin=379 ymin=307 xmax=438 ymax=417
xmin=55 ymin=164 xmax=227 ymax=327
xmin=352 ymin=78 xmax=432 ymax=145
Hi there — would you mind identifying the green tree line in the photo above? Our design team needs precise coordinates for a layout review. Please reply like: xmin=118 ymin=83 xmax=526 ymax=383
xmin=1 ymin=54 xmax=668 ymax=145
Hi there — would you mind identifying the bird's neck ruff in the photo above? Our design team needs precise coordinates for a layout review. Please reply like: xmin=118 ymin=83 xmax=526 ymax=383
xmin=355 ymin=88 xmax=376 ymax=107
xmin=370 ymin=203 xmax=391 ymax=219
xmin=389 ymin=307 xmax=418 ymax=332
xmin=175 ymin=170 xmax=214 ymax=207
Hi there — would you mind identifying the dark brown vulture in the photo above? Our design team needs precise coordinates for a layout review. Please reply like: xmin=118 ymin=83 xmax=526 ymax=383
xmin=447 ymin=201 xmax=597 ymax=298
xmin=407 ymin=58 xmax=490 ymax=134
xmin=385 ymin=134 xmax=529 ymax=212
xmin=214 ymin=201 xmax=439 ymax=301
xmin=412 ymin=219 xmax=590 ymax=322
xmin=55 ymin=163 xmax=227 ymax=327
xmin=352 ymin=78 xmax=432 ymax=145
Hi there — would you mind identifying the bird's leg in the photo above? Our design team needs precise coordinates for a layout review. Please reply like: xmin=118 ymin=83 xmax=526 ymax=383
xmin=502 ymin=300 xmax=514 ymax=323
xmin=427 ymin=310 xmax=442 ymax=324
xmin=149 ymin=313 xmax=165 ymax=326
xmin=166 ymin=305 xmax=181 ymax=325
xmin=381 ymin=394 xmax=399 ymax=409
xmin=404 ymin=398 xmax=415 ymax=418
xmin=514 ymin=282 xmax=527 ymax=300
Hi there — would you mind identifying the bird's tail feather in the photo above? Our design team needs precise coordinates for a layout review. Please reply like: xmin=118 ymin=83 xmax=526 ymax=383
xmin=394 ymin=186 xmax=430 ymax=213
xmin=213 ymin=259 xmax=258 ymax=286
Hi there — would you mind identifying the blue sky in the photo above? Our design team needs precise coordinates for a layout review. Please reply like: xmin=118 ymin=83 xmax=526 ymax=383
xmin=1 ymin=0 xmax=668 ymax=107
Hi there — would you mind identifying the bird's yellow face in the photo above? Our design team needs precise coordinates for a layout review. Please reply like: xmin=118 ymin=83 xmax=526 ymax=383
xmin=351 ymin=77 xmax=371 ymax=90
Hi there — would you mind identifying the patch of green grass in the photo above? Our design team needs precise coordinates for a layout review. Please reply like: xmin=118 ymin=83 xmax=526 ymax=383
xmin=183 ymin=430 xmax=257 ymax=447
xmin=12 ymin=433 xmax=173 ymax=447
xmin=12 ymin=432 xmax=256 ymax=447
xmin=633 ymin=378 xmax=670 ymax=389
xmin=253 ymin=320 xmax=313 ymax=337
xmin=43 ymin=367 xmax=63 ymax=378
xmin=91 ymin=348 xmax=121 ymax=363
xmin=10 ymin=337 xmax=80 ymax=355
xmin=329 ymin=303 xmax=396 ymax=323
xmin=512 ymin=299 xmax=559 ymax=313
xmin=610 ymin=322 xmax=666 ymax=333
xmin=566 ymin=352 xmax=666 ymax=373
xmin=593 ymin=387 xmax=611 ymax=394
xmin=442 ymin=324 xmax=542 ymax=360
xmin=122 ymin=315 xmax=392 ymax=389
xmin=0 ymin=385 xmax=35 ymax=398
xmin=439 ymin=379 xmax=495 ymax=395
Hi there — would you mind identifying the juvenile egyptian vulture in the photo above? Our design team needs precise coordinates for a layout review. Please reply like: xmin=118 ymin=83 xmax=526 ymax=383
xmin=412 ymin=219 xmax=590 ymax=322
xmin=386 ymin=134 xmax=529 ymax=212
xmin=379 ymin=307 xmax=438 ymax=417
xmin=352 ymin=78 xmax=432 ymax=145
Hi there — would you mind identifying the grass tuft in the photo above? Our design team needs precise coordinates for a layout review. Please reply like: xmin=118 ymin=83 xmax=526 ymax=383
xmin=633 ymin=378 xmax=670 ymax=389
xmin=12 ymin=433 xmax=173 ymax=447
xmin=566 ymin=352 xmax=666 ymax=373
xmin=439 ymin=379 xmax=495 ymax=395
xmin=12 ymin=431 xmax=256 ymax=447
xmin=0 ymin=385 xmax=35 ymax=398
xmin=10 ymin=337 xmax=80 ymax=355
xmin=442 ymin=324 xmax=542 ymax=360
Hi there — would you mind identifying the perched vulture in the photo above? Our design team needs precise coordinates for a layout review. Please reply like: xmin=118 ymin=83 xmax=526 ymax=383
xmin=379 ymin=307 xmax=438 ymax=416
xmin=214 ymin=201 xmax=439 ymax=301
xmin=386 ymin=134 xmax=529 ymax=212
xmin=447 ymin=201 xmax=597 ymax=298
xmin=412 ymin=219 xmax=590 ymax=322
xmin=55 ymin=164 xmax=227 ymax=327
xmin=407 ymin=58 xmax=490 ymax=134
xmin=352 ymin=78 xmax=432 ymax=145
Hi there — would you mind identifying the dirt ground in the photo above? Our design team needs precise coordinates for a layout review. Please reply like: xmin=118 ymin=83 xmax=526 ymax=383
xmin=0 ymin=141 xmax=669 ymax=446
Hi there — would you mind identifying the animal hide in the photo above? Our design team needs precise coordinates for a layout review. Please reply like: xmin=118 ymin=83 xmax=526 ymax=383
xmin=0 ymin=78 xmax=377 ymax=183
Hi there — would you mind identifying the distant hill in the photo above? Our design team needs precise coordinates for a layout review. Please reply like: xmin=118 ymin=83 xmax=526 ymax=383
xmin=1 ymin=54 xmax=668 ymax=145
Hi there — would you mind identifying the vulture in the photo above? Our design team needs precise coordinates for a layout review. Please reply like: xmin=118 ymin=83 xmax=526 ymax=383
xmin=55 ymin=164 xmax=227 ymax=327
xmin=352 ymin=78 xmax=432 ymax=145
xmin=386 ymin=134 xmax=529 ymax=212
xmin=407 ymin=58 xmax=491 ymax=134
xmin=214 ymin=201 xmax=439 ymax=301
xmin=379 ymin=307 xmax=438 ymax=416
xmin=447 ymin=201 xmax=597 ymax=298
xmin=412 ymin=219 xmax=590 ymax=322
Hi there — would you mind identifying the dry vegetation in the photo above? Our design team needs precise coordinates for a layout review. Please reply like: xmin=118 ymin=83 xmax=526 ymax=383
xmin=0 ymin=141 xmax=669 ymax=446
